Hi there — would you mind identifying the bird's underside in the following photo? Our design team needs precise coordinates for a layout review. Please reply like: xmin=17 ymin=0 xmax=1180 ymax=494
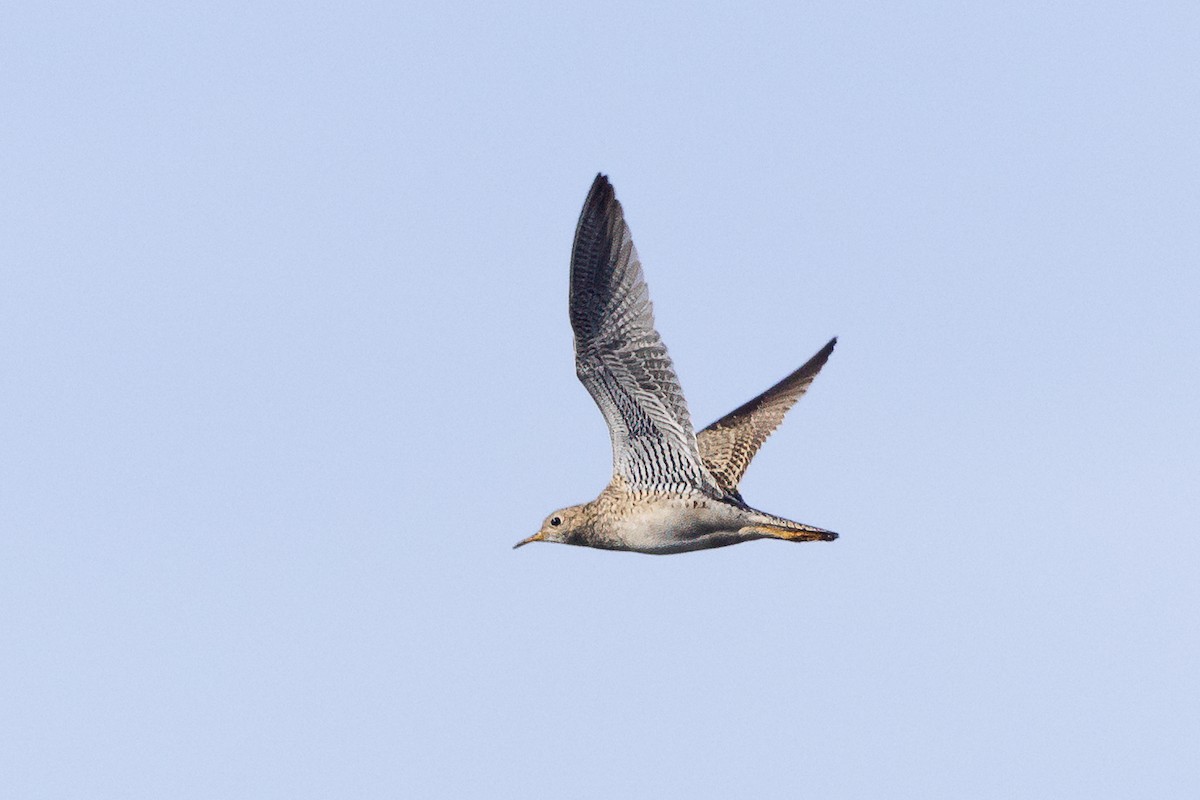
xmin=517 ymin=174 xmax=839 ymax=554
xmin=574 ymin=485 xmax=838 ymax=555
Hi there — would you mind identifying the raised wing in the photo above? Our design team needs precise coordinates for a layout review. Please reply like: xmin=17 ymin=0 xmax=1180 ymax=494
xmin=697 ymin=338 xmax=836 ymax=494
xmin=570 ymin=174 xmax=717 ymax=493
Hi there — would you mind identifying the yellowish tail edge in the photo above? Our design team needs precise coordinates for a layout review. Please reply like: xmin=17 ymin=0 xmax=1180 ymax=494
xmin=740 ymin=524 xmax=838 ymax=543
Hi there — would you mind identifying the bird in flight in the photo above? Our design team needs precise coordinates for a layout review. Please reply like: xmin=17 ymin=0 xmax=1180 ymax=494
xmin=516 ymin=174 xmax=839 ymax=554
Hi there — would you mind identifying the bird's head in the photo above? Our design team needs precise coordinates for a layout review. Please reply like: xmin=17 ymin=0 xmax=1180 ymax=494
xmin=514 ymin=505 xmax=587 ymax=549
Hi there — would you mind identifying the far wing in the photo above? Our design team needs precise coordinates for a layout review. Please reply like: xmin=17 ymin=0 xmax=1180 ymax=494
xmin=697 ymin=338 xmax=836 ymax=493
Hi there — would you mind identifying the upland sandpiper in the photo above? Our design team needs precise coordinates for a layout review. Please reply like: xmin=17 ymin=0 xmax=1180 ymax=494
xmin=516 ymin=175 xmax=839 ymax=554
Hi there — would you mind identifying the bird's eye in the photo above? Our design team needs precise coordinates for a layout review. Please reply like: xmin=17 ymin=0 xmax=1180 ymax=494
xmin=550 ymin=516 xmax=562 ymax=527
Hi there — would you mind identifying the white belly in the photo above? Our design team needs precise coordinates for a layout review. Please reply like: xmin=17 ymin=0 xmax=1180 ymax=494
xmin=609 ymin=499 xmax=760 ymax=554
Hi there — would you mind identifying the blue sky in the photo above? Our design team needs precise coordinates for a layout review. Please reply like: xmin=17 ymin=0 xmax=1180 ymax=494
xmin=2 ymin=2 xmax=1198 ymax=797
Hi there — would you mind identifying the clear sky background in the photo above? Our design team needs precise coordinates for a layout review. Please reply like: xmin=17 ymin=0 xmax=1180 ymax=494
xmin=3 ymin=2 xmax=1198 ymax=798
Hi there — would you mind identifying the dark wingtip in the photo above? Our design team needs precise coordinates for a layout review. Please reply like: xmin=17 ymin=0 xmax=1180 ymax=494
xmin=797 ymin=336 xmax=838 ymax=378
xmin=585 ymin=173 xmax=614 ymax=209
xmin=578 ymin=173 xmax=621 ymax=235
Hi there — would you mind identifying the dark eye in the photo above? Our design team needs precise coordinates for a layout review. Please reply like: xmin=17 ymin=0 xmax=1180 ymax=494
xmin=550 ymin=516 xmax=562 ymax=527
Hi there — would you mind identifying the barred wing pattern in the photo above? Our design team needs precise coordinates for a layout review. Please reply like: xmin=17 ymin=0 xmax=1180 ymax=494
xmin=570 ymin=175 xmax=717 ymax=494
xmin=697 ymin=338 xmax=837 ymax=494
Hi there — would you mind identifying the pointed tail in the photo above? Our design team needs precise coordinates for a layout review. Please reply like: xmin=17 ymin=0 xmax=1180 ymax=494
xmin=739 ymin=521 xmax=838 ymax=543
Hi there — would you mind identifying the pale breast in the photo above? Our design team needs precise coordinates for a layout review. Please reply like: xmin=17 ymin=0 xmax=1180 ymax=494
xmin=602 ymin=494 xmax=755 ymax=554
